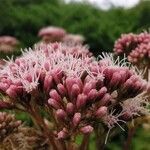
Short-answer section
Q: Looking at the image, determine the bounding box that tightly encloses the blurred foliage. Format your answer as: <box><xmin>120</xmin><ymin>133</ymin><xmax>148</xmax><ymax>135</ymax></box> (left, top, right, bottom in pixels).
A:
<box><xmin>0</xmin><ymin>0</ymin><xmax>150</xmax><ymax>56</ymax></box>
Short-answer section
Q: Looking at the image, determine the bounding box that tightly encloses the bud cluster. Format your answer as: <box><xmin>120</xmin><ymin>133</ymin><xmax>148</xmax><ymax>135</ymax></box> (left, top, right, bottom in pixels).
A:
<box><xmin>38</xmin><ymin>26</ymin><xmax>86</xmax><ymax>47</ymax></box>
<box><xmin>0</xmin><ymin>112</ymin><xmax>49</xmax><ymax>149</ymax></box>
<box><xmin>38</xmin><ymin>26</ymin><xmax>66</xmax><ymax>43</ymax></box>
<box><xmin>62</xmin><ymin>34</ymin><xmax>85</xmax><ymax>46</ymax></box>
<box><xmin>0</xmin><ymin>36</ymin><xmax>19</xmax><ymax>53</ymax></box>
<box><xmin>0</xmin><ymin>112</ymin><xmax>21</xmax><ymax>141</ymax></box>
<box><xmin>113</xmin><ymin>32</ymin><xmax>150</xmax><ymax>64</ymax></box>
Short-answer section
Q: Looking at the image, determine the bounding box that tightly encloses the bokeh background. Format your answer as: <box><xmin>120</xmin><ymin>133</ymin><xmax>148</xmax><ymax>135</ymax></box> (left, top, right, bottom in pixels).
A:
<box><xmin>0</xmin><ymin>0</ymin><xmax>150</xmax><ymax>149</ymax></box>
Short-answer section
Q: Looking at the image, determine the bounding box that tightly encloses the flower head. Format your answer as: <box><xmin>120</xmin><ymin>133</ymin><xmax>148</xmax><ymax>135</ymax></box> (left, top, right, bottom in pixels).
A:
<box><xmin>0</xmin><ymin>42</ymin><xmax>148</xmax><ymax>142</ymax></box>
<box><xmin>114</xmin><ymin>32</ymin><xmax>150</xmax><ymax>64</ymax></box>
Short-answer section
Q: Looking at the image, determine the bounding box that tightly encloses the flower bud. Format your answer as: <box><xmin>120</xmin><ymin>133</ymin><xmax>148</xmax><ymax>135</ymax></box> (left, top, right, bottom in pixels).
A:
<box><xmin>123</xmin><ymin>79</ymin><xmax>133</xmax><ymax>90</ymax></box>
<box><xmin>72</xmin><ymin>113</ymin><xmax>81</xmax><ymax>127</ymax></box>
<box><xmin>66</xmin><ymin>103</ymin><xmax>74</xmax><ymax>115</ymax></box>
<box><xmin>99</xmin><ymin>93</ymin><xmax>111</xmax><ymax>106</ymax></box>
<box><xmin>6</xmin><ymin>85</ymin><xmax>18</xmax><ymax>98</ymax></box>
<box><xmin>103</xmin><ymin>68</ymin><xmax>114</xmax><ymax>81</ymax></box>
<box><xmin>65</xmin><ymin>77</ymin><xmax>75</xmax><ymax>92</ymax></box>
<box><xmin>56</xmin><ymin>109</ymin><xmax>67</xmax><ymax>121</ymax></box>
<box><xmin>83</xmin><ymin>83</ymin><xmax>93</xmax><ymax>95</ymax></box>
<box><xmin>98</xmin><ymin>87</ymin><xmax>107</xmax><ymax>98</ymax></box>
<box><xmin>57</xmin><ymin>83</ymin><xmax>67</xmax><ymax>96</ymax></box>
<box><xmin>87</xmin><ymin>89</ymin><xmax>98</xmax><ymax>101</ymax></box>
<box><xmin>74</xmin><ymin>78</ymin><xmax>83</xmax><ymax>90</ymax></box>
<box><xmin>52</xmin><ymin>69</ymin><xmax>63</xmax><ymax>84</ymax></box>
<box><xmin>95</xmin><ymin>106</ymin><xmax>107</xmax><ymax>118</ymax></box>
<box><xmin>80</xmin><ymin>125</ymin><xmax>93</xmax><ymax>134</ymax></box>
<box><xmin>44</xmin><ymin>74</ymin><xmax>53</xmax><ymax>92</ymax></box>
<box><xmin>71</xmin><ymin>84</ymin><xmax>80</xmax><ymax>97</ymax></box>
<box><xmin>76</xmin><ymin>94</ymin><xmax>87</xmax><ymax>109</ymax></box>
<box><xmin>49</xmin><ymin>89</ymin><xmax>62</xmax><ymax>103</ymax></box>
<box><xmin>48</xmin><ymin>98</ymin><xmax>61</xmax><ymax>109</ymax></box>
<box><xmin>57</xmin><ymin>128</ymin><xmax>68</xmax><ymax>139</ymax></box>
<box><xmin>109</xmin><ymin>72</ymin><xmax>121</xmax><ymax>88</ymax></box>
<box><xmin>119</xmin><ymin>70</ymin><xmax>128</xmax><ymax>84</ymax></box>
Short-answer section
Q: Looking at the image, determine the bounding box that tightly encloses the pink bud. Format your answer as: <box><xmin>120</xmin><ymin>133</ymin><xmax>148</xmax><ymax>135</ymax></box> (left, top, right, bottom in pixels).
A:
<box><xmin>123</xmin><ymin>79</ymin><xmax>132</xmax><ymax>90</ymax></box>
<box><xmin>6</xmin><ymin>85</ymin><xmax>18</xmax><ymax>98</ymax></box>
<box><xmin>80</xmin><ymin>125</ymin><xmax>93</xmax><ymax>134</ymax></box>
<box><xmin>57</xmin><ymin>83</ymin><xmax>67</xmax><ymax>96</ymax></box>
<box><xmin>98</xmin><ymin>87</ymin><xmax>107</xmax><ymax>98</ymax></box>
<box><xmin>74</xmin><ymin>78</ymin><xmax>83</xmax><ymax>90</ymax></box>
<box><xmin>66</xmin><ymin>77</ymin><xmax>75</xmax><ymax>92</ymax></box>
<box><xmin>48</xmin><ymin>98</ymin><xmax>61</xmax><ymax>109</ymax></box>
<box><xmin>52</xmin><ymin>69</ymin><xmax>63</xmax><ymax>84</ymax></box>
<box><xmin>73</xmin><ymin>113</ymin><xmax>81</xmax><ymax>127</ymax></box>
<box><xmin>0</xmin><ymin>83</ymin><xmax>9</xmax><ymax>91</ymax></box>
<box><xmin>119</xmin><ymin>70</ymin><xmax>128</xmax><ymax>84</ymax></box>
<box><xmin>44</xmin><ymin>74</ymin><xmax>53</xmax><ymax>92</ymax></box>
<box><xmin>83</xmin><ymin>83</ymin><xmax>93</xmax><ymax>94</ymax></box>
<box><xmin>76</xmin><ymin>94</ymin><xmax>87</xmax><ymax>109</ymax></box>
<box><xmin>109</xmin><ymin>72</ymin><xmax>121</xmax><ymax>88</ymax></box>
<box><xmin>71</xmin><ymin>84</ymin><xmax>80</xmax><ymax>97</ymax></box>
<box><xmin>57</xmin><ymin>128</ymin><xmax>68</xmax><ymax>139</ymax></box>
<box><xmin>56</xmin><ymin>109</ymin><xmax>67</xmax><ymax>121</ymax></box>
<box><xmin>99</xmin><ymin>93</ymin><xmax>111</xmax><ymax>106</ymax></box>
<box><xmin>49</xmin><ymin>89</ymin><xmax>62</xmax><ymax>103</ymax></box>
<box><xmin>66</xmin><ymin>103</ymin><xmax>74</xmax><ymax>114</ymax></box>
<box><xmin>87</xmin><ymin>89</ymin><xmax>98</xmax><ymax>101</ymax></box>
<box><xmin>103</xmin><ymin>68</ymin><xmax>114</xmax><ymax>81</ymax></box>
<box><xmin>95</xmin><ymin>106</ymin><xmax>107</xmax><ymax>118</ymax></box>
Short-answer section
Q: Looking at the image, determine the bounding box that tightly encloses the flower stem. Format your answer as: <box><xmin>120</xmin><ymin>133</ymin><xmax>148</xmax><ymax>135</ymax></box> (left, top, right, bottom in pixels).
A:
<box><xmin>79</xmin><ymin>134</ymin><xmax>90</xmax><ymax>150</ymax></box>
<box><xmin>28</xmin><ymin>105</ymin><xmax>58</xmax><ymax>150</ymax></box>
<box><xmin>123</xmin><ymin>126</ymin><xmax>136</xmax><ymax>150</ymax></box>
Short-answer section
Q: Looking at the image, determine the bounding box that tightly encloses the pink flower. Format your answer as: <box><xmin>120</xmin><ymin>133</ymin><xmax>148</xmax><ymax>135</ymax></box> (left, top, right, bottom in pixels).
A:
<box><xmin>38</xmin><ymin>26</ymin><xmax>66</xmax><ymax>43</ymax></box>
<box><xmin>62</xmin><ymin>34</ymin><xmax>85</xmax><ymax>46</ymax></box>
<box><xmin>0</xmin><ymin>36</ymin><xmax>19</xmax><ymax>53</ymax></box>
<box><xmin>113</xmin><ymin>32</ymin><xmax>150</xmax><ymax>64</ymax></box>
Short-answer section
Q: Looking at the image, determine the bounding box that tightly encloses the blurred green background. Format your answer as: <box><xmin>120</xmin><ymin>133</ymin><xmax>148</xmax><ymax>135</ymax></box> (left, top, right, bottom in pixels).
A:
<box><xmin>0</xmin><ymin>0</ymin><xmax>150</xmax><ymax>56</ymax></box>
<box><xmin>0</xmin><ymin>0</ymin><xmax>150</xmax><ymax>149</ymax></box>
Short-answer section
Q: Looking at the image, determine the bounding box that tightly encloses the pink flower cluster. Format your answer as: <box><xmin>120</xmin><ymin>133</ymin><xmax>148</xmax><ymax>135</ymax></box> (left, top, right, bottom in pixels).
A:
<box><xmin>38</xmin><ymin>26</ymin><xmax>66</xmax><ymax>43</ymax></box>
<box><xmin>0</xmin><ymin>36</ymin><xmax>19</xmax><ymax>53</ymax></box>
<box><xmin>62</xmin><ymin>34</ymin><xmax>85</xmax><ymax>46</ymax></box>
<box><xmin>38</xmin><ymin>26</ymin><xmax>86</xmax><ymax>47</ymax></box>
<box><xmin>0</xmin><ymin>43</ymin><xmax>148</xmax><ymax>143</ymax></box>
<box><xmin>114</xmin><ymin>32</ymin><xmax>150</xmax><ymax>63</ymax></box>
<box><xmin>35</xmin><ymin>42</ymin><xmax>93</xmax><ymax>57</ymax></box>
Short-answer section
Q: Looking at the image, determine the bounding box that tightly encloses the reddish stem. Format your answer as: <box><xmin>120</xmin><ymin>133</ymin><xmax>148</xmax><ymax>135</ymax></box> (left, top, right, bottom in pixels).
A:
<box><xmin>79</xmin><ymin>134</ymin><xmax>90</xmax><ymax>150</ymax></box>
<box><xmin>28</xmin><ymin>105</ymin><xmax>58</xmax><ymax>150</ymax></box>
<box><xmin>123</xmin><ymin>127</ymin><xmax>136</xmax><ymax>150</ymax></box>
